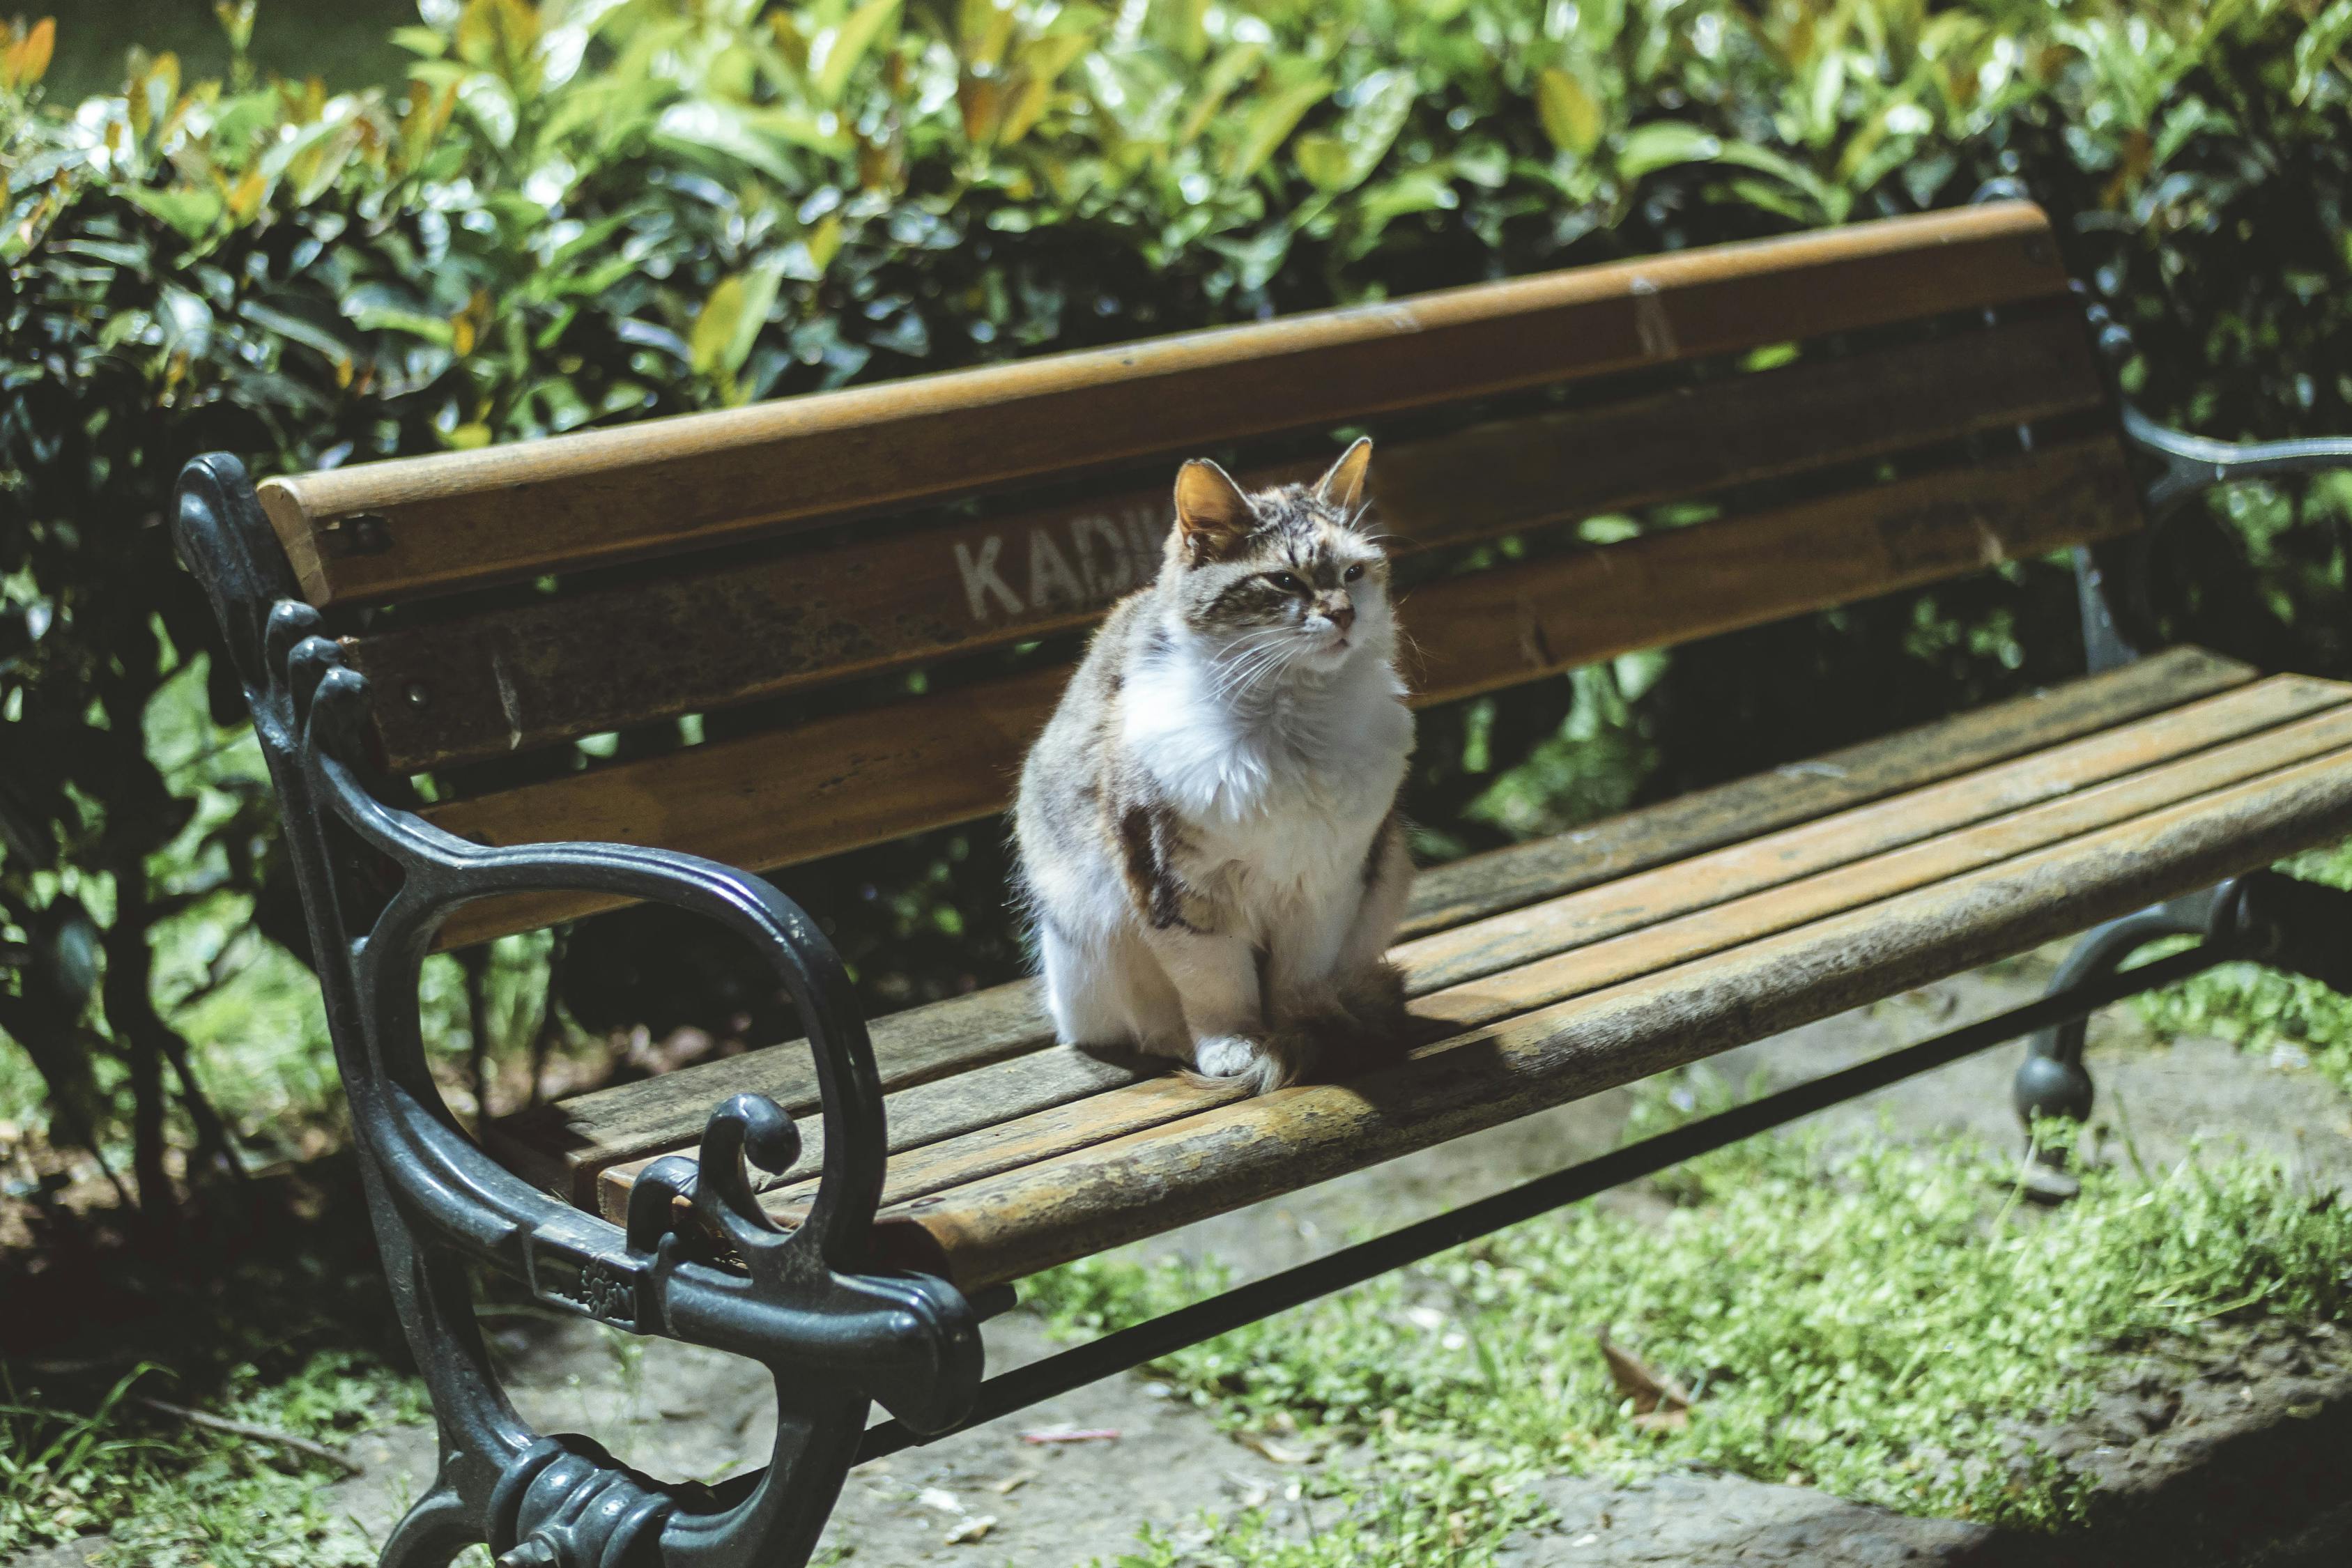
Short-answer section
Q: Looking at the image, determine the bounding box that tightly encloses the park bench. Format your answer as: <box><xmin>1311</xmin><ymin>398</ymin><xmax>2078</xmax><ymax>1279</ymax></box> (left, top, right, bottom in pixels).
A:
<box><xmin>176</xmin><ymin>197</ymin><xmax>2352</xmax><ymax>1568</ymax></box>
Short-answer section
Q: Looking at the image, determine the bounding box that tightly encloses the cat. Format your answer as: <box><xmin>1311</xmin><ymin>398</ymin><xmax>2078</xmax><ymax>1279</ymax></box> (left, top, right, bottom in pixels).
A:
<box><xmin>1012</xmin><ymin>438</ymin><xmax>1415</xmax><ymax>1095</ymax></box>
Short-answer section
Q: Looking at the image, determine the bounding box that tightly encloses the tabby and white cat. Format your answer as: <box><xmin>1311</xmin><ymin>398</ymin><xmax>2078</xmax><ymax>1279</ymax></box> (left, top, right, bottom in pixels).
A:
<box><xmin>1013</xmin><ymin>439</ymin><xmax>1415</xmax><ymax>1095</ymax></box>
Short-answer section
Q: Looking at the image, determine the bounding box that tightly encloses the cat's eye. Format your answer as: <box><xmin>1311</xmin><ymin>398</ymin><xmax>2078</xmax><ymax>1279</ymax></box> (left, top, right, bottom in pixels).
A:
<box><xmin>1343</xmin><ymin>564</ymin><xmax>1365</xmax><ymax>583</ymax></box>
<box><xmin>1266</xmin><ymin>571</ymin><xmax>1307</xmax><ymax>594</ymax></box>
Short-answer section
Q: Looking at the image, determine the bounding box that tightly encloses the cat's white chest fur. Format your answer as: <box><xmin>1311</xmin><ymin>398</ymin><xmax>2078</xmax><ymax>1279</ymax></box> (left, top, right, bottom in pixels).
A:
<box><xmin>1122</xmin><ymin>627</ymin><xmax>1411</xmax><ymax>908</ymax></box>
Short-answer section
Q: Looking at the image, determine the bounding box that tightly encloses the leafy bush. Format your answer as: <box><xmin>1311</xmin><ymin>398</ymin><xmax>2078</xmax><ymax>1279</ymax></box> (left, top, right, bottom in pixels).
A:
<box><xmin>3</xmin><ymin>0</ymin><xmax>2351</xmax><ymax>1209</ymax></box>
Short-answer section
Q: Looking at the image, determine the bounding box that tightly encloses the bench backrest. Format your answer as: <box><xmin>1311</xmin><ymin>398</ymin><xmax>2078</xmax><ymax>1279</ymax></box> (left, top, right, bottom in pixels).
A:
<box><xmin>259</xmin><ymin>201</ymin><xmax>2137</xmax><ymax>950</ymax></box>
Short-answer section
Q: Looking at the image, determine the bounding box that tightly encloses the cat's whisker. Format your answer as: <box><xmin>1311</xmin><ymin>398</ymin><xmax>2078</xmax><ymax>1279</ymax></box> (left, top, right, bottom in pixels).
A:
<box><xmin>1208</xmin><ymin>640</ymin><xmax>1305</xmax><ymax>701</ymax></box>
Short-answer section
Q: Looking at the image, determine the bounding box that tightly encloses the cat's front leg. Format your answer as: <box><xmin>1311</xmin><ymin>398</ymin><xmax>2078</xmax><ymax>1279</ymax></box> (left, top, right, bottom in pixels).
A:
<box><xmin>1336</xmin><ymin>822</ymin><xmax>1401</xmax><ymax>1006</ymax></box>
<box><xmin>1040</xmin><ymin>919</ymin><xmax>1189</xmax><ymax>1057</ymax></box>
<box><xmin>1138</xmin><ymin>923</ymin><xmax>1289</xmax><ymax>1089</ymax></box>
<box><xmin>1324</xmin><ymin>816</ymin><xmax>1415</xmax><ymax>1038</ymax></box>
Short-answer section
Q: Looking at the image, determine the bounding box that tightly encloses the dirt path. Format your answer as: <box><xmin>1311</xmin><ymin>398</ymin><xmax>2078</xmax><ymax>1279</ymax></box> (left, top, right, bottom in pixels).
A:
<box><xmin>16</xmin><ymin>947</ymin><xmax>2351</xmax><ymax>1567</ymax></box>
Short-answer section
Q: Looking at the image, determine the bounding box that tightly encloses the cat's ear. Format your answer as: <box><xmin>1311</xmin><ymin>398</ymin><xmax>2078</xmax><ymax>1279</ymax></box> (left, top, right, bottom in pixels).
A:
<box><xmin>1312</xmin><ymin>436</ymin><xmax>1374</xmax><ymax>518</ymax></box>
<box><xmin>1174</xmin><ymin>459</ymin><xmax>1256</xmax><ymax>562</ymax></box>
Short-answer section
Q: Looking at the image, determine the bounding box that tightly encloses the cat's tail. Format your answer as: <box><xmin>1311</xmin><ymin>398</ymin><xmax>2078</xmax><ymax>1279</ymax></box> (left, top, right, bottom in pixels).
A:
<box><xmin>1182</xmin><ymin>1029</ymin><xmax>1317</xmax><ymax>1097</ymax></box>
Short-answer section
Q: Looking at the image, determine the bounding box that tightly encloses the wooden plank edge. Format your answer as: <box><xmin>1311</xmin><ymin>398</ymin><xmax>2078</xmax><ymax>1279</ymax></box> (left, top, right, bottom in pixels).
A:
<box><xmin>1400</xmin><ymin>645</ymin><xmax>2257</xmax><ymax>937</ymax></box>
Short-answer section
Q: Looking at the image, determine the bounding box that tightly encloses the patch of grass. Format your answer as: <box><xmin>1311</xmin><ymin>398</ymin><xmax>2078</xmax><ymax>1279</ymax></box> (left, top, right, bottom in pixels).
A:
<box><xmin>1109</xmin><ymin>1467</ymin><xmax>1531</xmax><ymax>1568</ymax></box>
<box><xmin>1031</xmin><ymin>1109</ymin><xmax>2352</xmax><ymax>1565</ymax></box>
<box><xmin>0</xmin><ymin>1367</ymin><xmax>171</xmax><ymax>1548</ymax></box>
<box><xmin>0</xmin><ymin>1348</ymin><xmax>424</xmax><ymax>1565</ymax></box>
<box><xmin>2137</xmin><ymin>840</ymin><xmax>2352</xmax><ymax>1097</ymax></box>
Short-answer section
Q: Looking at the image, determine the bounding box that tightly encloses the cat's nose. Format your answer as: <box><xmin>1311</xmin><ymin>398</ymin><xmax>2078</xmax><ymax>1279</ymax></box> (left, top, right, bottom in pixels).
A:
<box><xmin>1319</xmin><ymin>597</ymin><xmax>1356</xmax><ymax>633</ymax></box>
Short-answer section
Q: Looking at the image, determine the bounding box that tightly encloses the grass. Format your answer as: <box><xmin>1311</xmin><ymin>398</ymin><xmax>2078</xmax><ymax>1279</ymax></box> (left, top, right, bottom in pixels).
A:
<box><xmin>1026</xmin><ymin>1099</ymin><xmax>2352</xmax><ymax>1566</ymax></box>
<box><xmin>1</xmin><ymin>1350</ymin><xmax>424</xmax><ymax>1566</ymax></box>
<box><xmin>2137</xmin><ymin>840</ymin><xmax>2352</xmax><ymax>1098</ymax></box>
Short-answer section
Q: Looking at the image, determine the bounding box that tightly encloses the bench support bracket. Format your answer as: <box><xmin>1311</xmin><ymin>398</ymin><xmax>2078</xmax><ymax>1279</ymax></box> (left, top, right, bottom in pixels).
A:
<box><xmin>2017</xmin><ymin>870</ymin><xmax>2352</xmax><ymax>1138</ymax></box>
<box><xmin>175</xmin><ymin>454</ymin><xmax>982</xmax><ymax>1568</ymax></box>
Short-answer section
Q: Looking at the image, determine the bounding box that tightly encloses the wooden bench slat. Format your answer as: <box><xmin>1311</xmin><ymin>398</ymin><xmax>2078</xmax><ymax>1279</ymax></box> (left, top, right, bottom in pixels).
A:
<box><xmin>353</xmin><ymin>312</ymin><xmax>2103</xmax><ymax>770</ymax></box>
<box><xmin>261</xmin><ymin>203</ymin><xmax>2068</xmax><ymax>608</ymax></box>
<box><xmin>1399</xmin><ymin>645</ymin><xmax>2255</xmax><ymax>935</ymax></box>
<box><xmin>428</xmin><ymin>435</ymin><xmax>2142</xmax><ymax>949</ymax></box>
<box><xmin>1396</xmin><ymin>677</ymin><xmax>2351</xmax><ymax>994</ymax></box>
<box><xmin>718</xmin><ymin>691</ymin><xmax>2352</xmax><ymax>1229</ymax></box>
<box><xmin>486</xmin><ymin>645</ymin><xmax>2253</xmax><ymax>1204</ymax></box>
<box><xmin>858</xmin><ymin>733</ymin><xmax>2352</xmax><ymax>1288</ymax></box>
<box><xmin>586</xmin><ymin>672</ymin><xmax>2343</xmax><ymax>1217</ymax></box>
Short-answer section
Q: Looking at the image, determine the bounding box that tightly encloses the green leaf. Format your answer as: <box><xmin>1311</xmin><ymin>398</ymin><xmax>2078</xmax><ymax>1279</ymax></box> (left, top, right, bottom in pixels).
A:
<box><xmin>1615</xmin><ymin>120</ymin><xmax>1721</xmax><ymax>180</ymax></box>
<box><xmin>1223</xmin><ymin>72</ymin><xmax>1332</xmax><ymax>180</ymax></box>
<box><xmin>123</xmin><ymin>185</ymin><xmax>224</xmax><ymax>240</ymax></box>
<box><xmin>1293</xmin><ymin>68</ymin><xmax>1415</xmax><ymax>194</ymax></box>
<box><xmin>1705</xmin><ymin>139</ymin><xmax>1840</xmax><ymax>222</ymax></box>
<box><xmin>653</xmin><ymin>100</ymin><xmax>825</xmax><ymax>183</ymax></box>
<box><xmin>391</xmin><ymin>24</ymin><xmax>448</xmax><ymax>59</ymax></box>
<box><xmin>1177</xmin><ymin>42</ymin><xmax>1264</xmax><ymax>147</ymax></box>
<box><xmin>1342</xmin><ymin>166</ymin><xmax>1458</xmax><ymax>259</ymax></box>
<box><xmin>1536</xmin><ymin>66</ymin><xmax>1604</xmax><ymax>156</ymax></box>
<box><xmin>2293</xmin><ymin>0</ymin><xmax>2352</xmax><ymax>105</ymax></box>
<box><xmin>815</xmin><ymin>0</ymin><xmax>900</xmax><ymax>106</ymax></box>
<box><xmin>1611</xmin><ymin>121</ymin><xmax>1837</xmax><ymax>219</ymax></box>
<box><xmin>690</xmin><ymin>258</ymin><xmax>785</xmax><ymax>381</ymax></box>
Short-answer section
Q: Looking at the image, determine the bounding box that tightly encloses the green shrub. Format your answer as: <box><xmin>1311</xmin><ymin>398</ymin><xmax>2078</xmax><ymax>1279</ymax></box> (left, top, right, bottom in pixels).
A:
<box><xmin>3</xmin><ymin>0</ymin><xmax>2350</xmax><ymax>1201</ymax></box>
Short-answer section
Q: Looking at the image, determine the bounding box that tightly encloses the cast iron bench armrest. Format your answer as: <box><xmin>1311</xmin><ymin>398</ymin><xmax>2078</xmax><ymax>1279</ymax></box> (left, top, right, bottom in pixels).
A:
<box><xmin>174</xmin><ymin>454</ymin><xmax>981</xmax><ymax>1568</ymax></box>
<box><xmin>2075</xmin><ymin>295</ymin><xmax>2352</xmax><ymax>670</ymax></box>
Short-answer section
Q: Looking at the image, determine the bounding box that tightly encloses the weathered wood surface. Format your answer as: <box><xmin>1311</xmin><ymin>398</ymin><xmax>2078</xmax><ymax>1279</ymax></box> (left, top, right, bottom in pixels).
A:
<box><xmin>262</xmin><ymin>203</ymin><xmax>2068</xmax><ymax>607</ymax></box>
<box><xmin>727</xmin><ymin>693</ymin><xmax>2352</xmax><ymax>1229</ymax></box>
<box><xmin>1396</xmin><ymin>677</ymin><xmax>2351</xmax><ymax>992</ymax></box>
<box><xmin>1401</xmin><ymin>435</ymin><xmax>2139</xmax><ymax>705</ymax></box>
<box><xmin>488</xmin><ymin>954</ymin><xmax>1055</xmax><ymax>1203</ymax></box>
<box><xmin>864</xmin><ymin>734</ymin><xmax>2352</xmax><ymax>1288</ymax></box>
<box><xmin>1401</xmin><ymin>645</ymin><xmax>2254</xmax><ymax>935</ymax></box>
<box><xmin>489</xmin><ymin>646</ymin><xmax>2255</xmax><ymax>1204</ymax></box>
<box><xmin>353</xmin><ymin>313</ymin><xmax>2103</xmax><ymax>770</ymax></box>
<box><xmin>427</xmin><ymin>436</ymin><xmax>2141</xmax><ymax>948</ymax></box>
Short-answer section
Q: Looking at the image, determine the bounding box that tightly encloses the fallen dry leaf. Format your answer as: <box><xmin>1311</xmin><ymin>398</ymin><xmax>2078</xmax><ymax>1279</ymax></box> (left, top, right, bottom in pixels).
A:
<box><xmin>1595</xmin><ymin>1325</ymin><xmax>1693</xmax><ymax>1428</ymax></box>
<box><xmin>1236</xmin><ymin>1431</ymin><xmax>1321</xmax><ymax>1466</ymax></box>
<box><xmin>1018</xmin><ymin>1425</ymin><xmax>1120</xmax><ymax>1444</ymax></box>
<box><xmin>944</xmin><ymin>1514</ymin><xmax>997</xmax><ymax>1545</ymax></box>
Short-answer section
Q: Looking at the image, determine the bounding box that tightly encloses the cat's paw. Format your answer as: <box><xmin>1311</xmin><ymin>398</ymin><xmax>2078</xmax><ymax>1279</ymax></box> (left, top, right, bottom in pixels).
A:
<box><xmin>1190</xmin><ymin>1032</ymin><xmax>1314</xmax><ymax>1095</ymax></box>
<box><xmin>1192</xmin><ymin>1034</ymin><xmax>1262</xmax><ymax>1079</ymax></box>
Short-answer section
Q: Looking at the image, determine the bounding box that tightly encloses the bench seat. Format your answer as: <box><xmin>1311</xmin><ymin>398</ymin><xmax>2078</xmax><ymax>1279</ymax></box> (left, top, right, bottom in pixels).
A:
<box><xmin>494</xmin><ymin>646</ymin><xmax>2352</xmax><ymax>1290</ymax></box>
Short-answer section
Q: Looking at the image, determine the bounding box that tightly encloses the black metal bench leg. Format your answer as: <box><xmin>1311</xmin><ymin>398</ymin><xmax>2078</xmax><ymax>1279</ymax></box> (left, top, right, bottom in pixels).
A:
<box><xmin>380</xmin><ymin>1479</ymin><xmax>477</xmax><ymax>1568</ymax></box>
<box><xmin>2013</xmin><ymin>887</ymin><xmax>2228</xmax><ymax>1132</ymax></box>
<box><xmin>2016</xmin><ymin>872</ymin><xmax>2352</xmax><ymax>1146</ymax></box>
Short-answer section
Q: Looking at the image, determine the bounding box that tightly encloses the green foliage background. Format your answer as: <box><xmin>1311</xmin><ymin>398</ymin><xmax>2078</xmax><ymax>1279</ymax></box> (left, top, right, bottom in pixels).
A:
<box><xmin>3</xmin><ymin>0</ymin><xmax>2351</xmax><ymax>1210</ymax></box>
